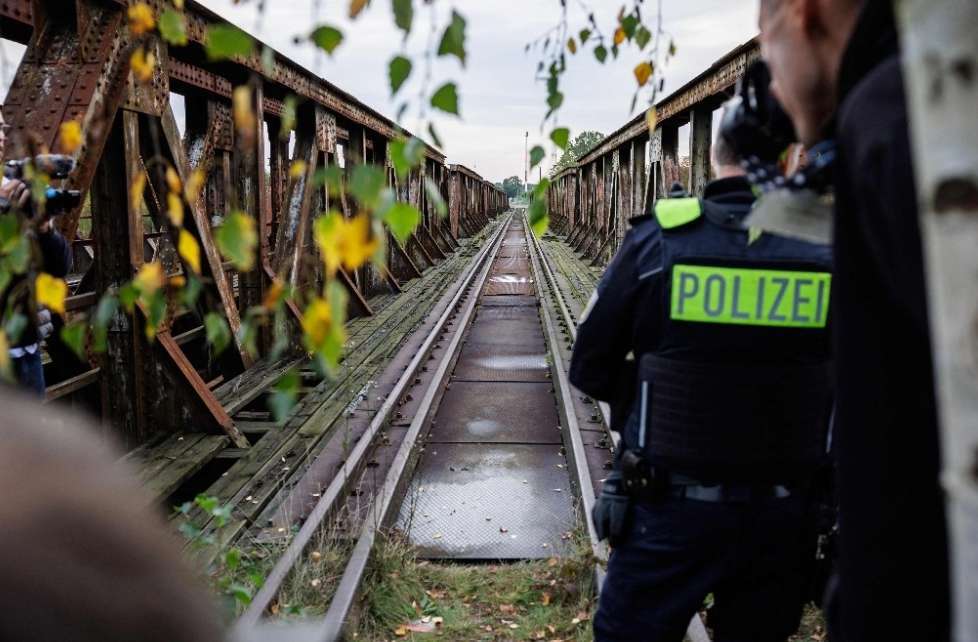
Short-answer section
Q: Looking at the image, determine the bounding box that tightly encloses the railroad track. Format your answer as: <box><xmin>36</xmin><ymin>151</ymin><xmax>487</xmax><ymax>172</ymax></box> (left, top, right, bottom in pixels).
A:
<box><xmin>230</xmin><ymin>212</ymin><xmax>709</xmax><ymax>642</ymax></box>
<box><xmin>226</xmin><ymin>212</ymin><xmax>604</xmax><ymax>640</ymax></box>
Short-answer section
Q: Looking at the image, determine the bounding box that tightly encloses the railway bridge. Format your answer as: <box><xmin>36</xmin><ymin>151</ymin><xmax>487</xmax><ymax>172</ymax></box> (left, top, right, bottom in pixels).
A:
<box><xmin>0</xmin><ymin>2</ymin><xmax>769</xmax><ymax>639</ymax></box>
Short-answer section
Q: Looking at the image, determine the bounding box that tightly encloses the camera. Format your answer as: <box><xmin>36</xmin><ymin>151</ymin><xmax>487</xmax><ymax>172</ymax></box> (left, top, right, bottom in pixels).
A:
<box><xmin>719</xmin><ymin>60</ymin><xmax>836</xmax><ymax>244</ymax></box>
<box><xmin>0</xmin><ymin>154</ymin><xmax>82</xmax><ymax>218</ymax></box>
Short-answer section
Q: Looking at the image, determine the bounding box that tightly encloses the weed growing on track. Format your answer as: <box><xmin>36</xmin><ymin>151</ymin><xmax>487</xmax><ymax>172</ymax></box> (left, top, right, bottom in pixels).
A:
<box><xmin>345</xmin><ymin>530</ymin><xmax>596</xmax><ymax>641</ymax></box>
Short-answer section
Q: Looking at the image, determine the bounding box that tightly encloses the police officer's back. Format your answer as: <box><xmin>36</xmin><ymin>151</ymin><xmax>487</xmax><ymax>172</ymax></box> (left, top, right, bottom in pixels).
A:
<box><xmin>570</xmin><ymin>135</ymin><xmax>833</xmax><ymax>642</ymax></box>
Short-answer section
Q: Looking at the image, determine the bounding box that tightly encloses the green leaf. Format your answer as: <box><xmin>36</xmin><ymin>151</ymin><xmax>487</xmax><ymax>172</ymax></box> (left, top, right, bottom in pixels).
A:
<box><xmin>428</xmin><ymin>123</ymin><xmax>443</xmax><ymax>149</ymax></box>
<box><xmin>269</xmin><ymin>368</ymin><xmax>300</xmax><ymax>423</ymax></box>
<box><xmin>635</xmin><ymin>26</ymin><xmax>652</xmax><ymax>50</ymax></box>
<box><xmin>430</xmin><ymin>82</ymin><xmax>459</xmax><ymax>115</ymax></box>
<box><xmin>546</xmin><ymin>90</ymin><xmax>564</xmax><ymax>116</ymax></box>
<box><xmin>621</xmin><ymin>15</ymin><xmax>639</xmax><ymax>39</ymax></box>
<box><xmin>224</xmin><ymin>548</ymin><xmax>242</xmax><ymax>571</ymax></box>
<box><xmin>145</xmin><ymin>290</ymin><xmax>166</xmax><ymax>340</ymax></box>
<box><xmin>58</xmin><ymin>324</ymin><xmax>86</xmax><ymax>358</ymax></box>
<box><xmin>579</xmin><ymin>29</ymin><xmax>591</xmax><ymax>43</ymax></box>
<box><xmin>261</xmin><ymin>46</ymin><xmax>276</xmax><ymax>74</ymax></box>
<box><xmin>388</xmin><ymin>55</ymin><xmax>412</xmax><ymax>96</ymax></box>
<box><xmin>281</xmin><ymin>95</ymin><xmax>298</xmax><ymax>137</ymax></box>
<box><xmin>227</xmin><ymin>583</ymin><xmax>252</xmax><ymax>606</ymax></box>
<box><xmin>180</xmin><ymin>275</ymin><xmax>202</xmax><ymax>309</ymax></box>
<box><xmin>390</xmin><ymin>137</ymin><xmax>425</xmax><ymax>181</ymax></box>
<box><xmin>550</xmin><ymin>127</ymin><xmax>570</xmax><ymax>151</ymax></box>
<box><xmin>0</xmin><ymin>213</ymin><xmax>20</xmax><ymax>249</ymax></box>
<box><xmin>529</xmin><ymin>145</ymin><xmax>545</xmax><ymax>170</ymax></box>
<box><xmin>528</xmin><ymin>189</ymin><xmax>550</xmax><ymax>237</ymax></box>
<box><xmin>92</xmin><ymin>294</ymin><xmax>119</xmax><ymax>353</ymax></box>
<box><xmin>383</xmin><ymin>202</ymin><xmax>420</xmax><ymax>245</ymax></box>
<box><xmin>119</xmin><ymin>282</ymin><xmax>139</xmax><ymax>313</ymax></box>
<box><xmin>321</xmin><ymin>166</ymin><xmax>345</xmax><ymax>197</ymax></box>
<box><xmin>437</xmin><ymin>10</ymin><xmax>466</xmax><ymax>67</ymax></box>
<box><xmin>392</xmin><ymin>0</ymin><xmax>413</xmax><ymax>36</ymax></box>
<box><xmin>205</xmin><ymin>312</ymin><xmax>231</xmax><ymax>356</ymax></box>
<box><xmin>159</xmin><ymin>9</ymin><xmax>188</xmax><ymax>46</ymax></box>
<box><xmin>424</xmin><ymin>177</ymin><xmax>447</xmax><ymax>218</ymax></box>
<box><xmin>350</xmin><ymin>164</ymin><xmax>386</xmax><ymax>208</ymax></box>
<box><xmin>311</xmin><ymin>25</ymin><xmax>343</xmax><ymax>55</ymax></box>
<box><xmin>205</xmin><ymin>25</ymin><xmax>254</xmax><ymax>61</ymax></box>
<box><xmin>4</xmin><ymin>312</ymin><xmax>26</xmax><ymax>345</ymax></box>
<box><xmin>215</xmin><ymin>210</ymin><xmax>258</xmax><ymax>271</ymax></box>
<box><xmin>594</xmin><ymin>45</ymin><xmax>607</xmax><ymax>63</ymax></box>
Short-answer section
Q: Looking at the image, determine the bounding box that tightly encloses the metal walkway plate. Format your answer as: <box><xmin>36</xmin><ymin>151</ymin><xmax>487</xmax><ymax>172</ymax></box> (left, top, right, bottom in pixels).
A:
<box><xmin>397</xmin><ymin>444</ymin><xmax>576</xmax><ymax>559</ymax></box>
<box><xmin>479</xmin><ymin>295</ymin><xmax>537</xmax><ymax>307</ymax></box>
<box><xmin>465</xmin><ymin>316</ymin><xmax>546</xmax><ymax>348</ymax></box>
<box><xmin>483</xmin><ymin>274</ymin><xmax>535</xmax><ymax>296</ymax></box>
<box><xmin>426</xmin><ymin>381</ymin><xmax>561</xmax><ymax>443</ymax></box>
<box><xmin>452</xmin><ymin>341</ymin><xmax>551</xmax><ymax>382</ymax></box>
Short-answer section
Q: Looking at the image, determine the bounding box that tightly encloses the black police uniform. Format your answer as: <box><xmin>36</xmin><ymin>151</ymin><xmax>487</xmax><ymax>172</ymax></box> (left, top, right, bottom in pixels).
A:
<box><xmin>569</xmin><ymin>176</ymin><xmax>833</xmax><ymax>642</ymax></box>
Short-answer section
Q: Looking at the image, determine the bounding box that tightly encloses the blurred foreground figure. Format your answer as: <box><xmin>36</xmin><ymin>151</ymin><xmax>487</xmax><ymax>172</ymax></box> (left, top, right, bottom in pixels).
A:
<box><xmin>759</xmin><ymin>1</ymin><xmax>950</xmax><ymax>639</ymax></box>
<box><xmin>0</xmin><ymin>391</ymin><xmax>223</xmax><ymax>642</ymax></box>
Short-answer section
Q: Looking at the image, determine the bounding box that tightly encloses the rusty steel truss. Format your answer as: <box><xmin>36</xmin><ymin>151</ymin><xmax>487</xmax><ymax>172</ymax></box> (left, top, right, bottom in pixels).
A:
<box><xmin>547</xmin><ymin>38</ymin><xmax>759</xmax><ymax>266</ymax></box>
<box><xmin>0</xmin><ymin>0</ymin><xmax>506</xmax><ymax>448</ymax></box>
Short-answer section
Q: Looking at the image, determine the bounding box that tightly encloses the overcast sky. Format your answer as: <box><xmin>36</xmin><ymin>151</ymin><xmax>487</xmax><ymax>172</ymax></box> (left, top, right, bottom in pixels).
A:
<box><xmin>1</xmin><ymin>0</ymin><xmax>758</xmax><ymax>182</ymax></box>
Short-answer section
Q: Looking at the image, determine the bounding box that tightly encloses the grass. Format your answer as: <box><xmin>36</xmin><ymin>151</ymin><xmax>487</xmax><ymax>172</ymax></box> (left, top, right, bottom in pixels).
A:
<box><xmin>347</xmin><ymin>531</ymin><xmax>596</xmax><ymax>641</ymax></box>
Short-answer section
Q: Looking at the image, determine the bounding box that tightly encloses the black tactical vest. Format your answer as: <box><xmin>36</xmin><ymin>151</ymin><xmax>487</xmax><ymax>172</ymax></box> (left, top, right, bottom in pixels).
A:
<box><xmin>635</xmin><ymin>197</ymin><xmax>834</xmax><ymax>484</ymax></box>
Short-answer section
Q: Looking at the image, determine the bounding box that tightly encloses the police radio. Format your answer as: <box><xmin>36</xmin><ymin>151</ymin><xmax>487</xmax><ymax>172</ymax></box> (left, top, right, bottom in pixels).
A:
<box><xmin>0</xmin><ymin>154</ymin><xmax>82</xmax><ymax>218</ymax></box>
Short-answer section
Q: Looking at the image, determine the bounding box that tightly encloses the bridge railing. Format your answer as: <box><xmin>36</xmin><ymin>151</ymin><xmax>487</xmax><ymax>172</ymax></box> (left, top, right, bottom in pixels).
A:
<box><xmin>0</xmin><ymin>0</ymin><xmax>505</xmax><ymax>447</ymax></box>
<box><xmin>547</xmin><ymin>38</ymin><xmax>758</xmax><ymax>265</ymax></box>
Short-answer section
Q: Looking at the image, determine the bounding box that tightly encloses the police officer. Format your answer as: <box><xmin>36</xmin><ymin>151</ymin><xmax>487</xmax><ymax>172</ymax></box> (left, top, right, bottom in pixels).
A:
<box><xmin>569</xmin><ymin>129</ymin><xmax>833</xmax><ymax>642</ymax></box>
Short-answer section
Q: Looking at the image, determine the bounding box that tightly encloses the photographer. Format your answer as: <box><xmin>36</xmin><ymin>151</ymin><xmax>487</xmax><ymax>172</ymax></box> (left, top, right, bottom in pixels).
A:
<box><xmin>757</xmin><ymin>1</ymin><xmax>950</xmax><ymax>640</ymax></box>
<box><xmin>0</xmin><ymin>109</ymin><xmax>72</xmax><ymax>396</ymax></box>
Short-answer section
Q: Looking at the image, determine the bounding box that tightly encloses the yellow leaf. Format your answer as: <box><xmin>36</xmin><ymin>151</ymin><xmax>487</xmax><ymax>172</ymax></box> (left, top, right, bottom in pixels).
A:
<box><xmin>130</xmin><ymin>171</ymin><xmax>147</xmax><ymax>212</ymax></box>
<box><xmin>174</xmin><ymin>0</ymin><xmax>184</xmax><ymax>8</ymax></box>
<box><xmin>301</xmin><ymin>297</ymin><xmax>332</xmax><ymax>351</ymax></box>
<box><xmin>614</xmin><ymin>27</ymin><xmax>626</xmax><ymax>46</ymax></box>
<box><xmin>169</xmin><ymin>275</ymin><xmax>186</xmax><ymax>289</ymax></box>
<box><xmin>634</xmin><ymin>61</ymin><xmax>652</xmax><ymax>87</ymax></box>
<box><xmin>645</xmin><ymin>106</ymin><xmax>658</xmax><ymax>132</ymax></box>
<box><xmin>167</xmin><ymin>191</ymin><xmax>184</xmax><ymax>227</ymax></box>
<box><xmin>134</xmin><ymin>262</ymin><xmax>165</xmax><ymax>296</ymax></box>
<box><xmin>178</xmin><ymin>229</ymin><xmax>201</xmax><ymax>274</ymax></box>
<box><xmin>262</xmin><ymin>279</ymin><xmax>284</xmax><ymax>310</ymax></box>
<box><xmin>567</xmin><ymin>38</ymin><xmax>577</xmax><ymax>54</ymax></box>
<box><xmin>289</xmin><ymin>160</ymin><xmax>307</xmax><ymax>180</ymax></box>
<box><xmin>232</xmin><ymin>85</ymin><xmax>256</xmax><ymax>141</ymax></box>
<box><xmin>130</xmin><ymin>47</ymin><xmax>156</xmax><ymax>84</ymax></box>
<box><xmin>59</xmin><ymin>120</ymin><xmax>83</xmax><ymax>154</ymax></box>
<box><xmin>184</xmin><ymin>168</ymin><xmax>206</xmax><ymax>204</ymax></box>
<box><xmin>128</xmin><ymin>2</ymin><xmax>156</xmax><ymax>36</ymax></box>
<box><xmin>0</xmin><ymin>331</ymin><xmax>10</xmax><ymax>380</ymax></box>
<box><xmin>35</xmin><ymin>273</ymin><xmax>67</xmax><ymax>316</ymax></box>
<box><xmin>342</xmin><ymin>214</ymin><xmax>379</xmax><ymax>271</ymax></box>
<box><xmin>349</xmin><ymin>0</ymin><xmax>369</xmax><ymax>19</ymax></box>
<box><xmin>393</xmin><ymin>625</ymin><xmax>408</xmax><ymax>637</ymax></box>
<box><xmin>166</xmin><ymin>166</ymin><xmax>182</xmax><ymax>193</ymax></box>
<box><xmin>314</xmin><ymin>213</ymin><xmax>342</xmax><ymax>277</ymax></box>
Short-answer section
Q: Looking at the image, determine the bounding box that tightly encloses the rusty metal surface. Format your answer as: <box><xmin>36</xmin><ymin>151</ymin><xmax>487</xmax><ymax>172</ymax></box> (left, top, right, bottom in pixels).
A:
<box><xmin>426</xmin><ymin>381</ymin><xmax>560</xmax><ymax>444</ymax></box>
<box><xmin>397</xmin><ymin>444</ymin><xmax>576</xmax><ymax>559</ymax></box>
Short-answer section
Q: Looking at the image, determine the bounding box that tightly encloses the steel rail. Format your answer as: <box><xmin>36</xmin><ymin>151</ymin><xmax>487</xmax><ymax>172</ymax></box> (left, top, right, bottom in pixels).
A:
<box><xmin>526</xmin><ymin>223</ymin><xmax>712</xmax><ymax>642</ymax></box>
<box><xmin>522</xmin><ymin>214</ymin><xmax>609</xmax><ymax>583</ymax></box>
<box><xmin>314</xmin><ymin>214</ymin><xmax>513</xmax><ymax>641</ymax></box>
<box><xmin>233</xmin><ymin>216</ymin><xmax>511</xmax><ymax>632</ymax></box>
